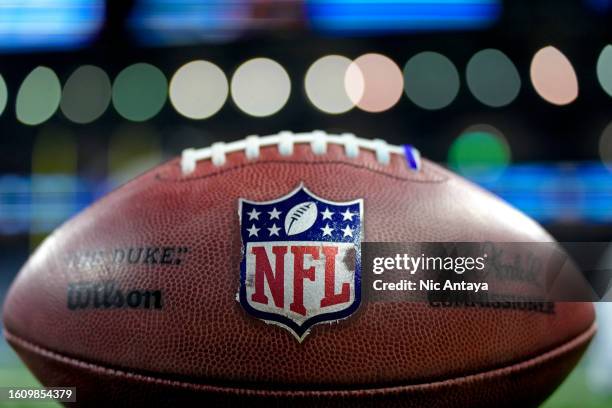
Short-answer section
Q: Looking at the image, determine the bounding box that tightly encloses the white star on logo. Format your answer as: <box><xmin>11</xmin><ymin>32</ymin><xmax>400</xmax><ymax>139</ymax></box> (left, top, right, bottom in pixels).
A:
<box><xmin>342</xmin><ymin>225</ymin><xmax>353</xmax><ymax>237</ymax></box>
<box><xmin>321</xmin><ymin>207</ymin><xmax>334</xmax><ymax>220</ymax></box>
<box><xmin>247</xmin><ymin>208</ymin><xmax>261</xmax><ymax>220</ymax></box>
<box><xmin>320</xmin><ymin>223</ymin><xmax>334</xmax><ymax>237</ymax></box>
<box><xmin>268</xmin><ymin>207</ymin><xmax>281</xmax><ymax>220</ymax></box>
<box><xmin>341</xmin><ymin>208</ymin><xmax>356</xmax><ymax>221</ymax></box>
<box><xmin>267</xmin><ymin>223</ymin><xmax>280</xmax><ymax>236</ymax></box>
<box><xmin>247</xmin><ymin>224</ymin><xmax>260</xmax><ymax>237</ymax></box>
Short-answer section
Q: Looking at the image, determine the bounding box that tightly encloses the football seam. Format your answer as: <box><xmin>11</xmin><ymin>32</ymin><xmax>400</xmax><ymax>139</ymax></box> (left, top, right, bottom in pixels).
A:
<box><xmin>155</xmin><ymin>159</ymin><xmax>449</xmax><ymax>184</ymax></box>
<box><xmin>3</xmin><ymin>322</ymin><xmax>596</xmax><ymax>396</ymax></box>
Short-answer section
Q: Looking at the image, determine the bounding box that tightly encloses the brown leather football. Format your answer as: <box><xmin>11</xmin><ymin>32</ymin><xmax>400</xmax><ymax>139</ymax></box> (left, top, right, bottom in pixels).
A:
<box><xmin>3</xmin><ymin>130</ymin><xmax>596</xmax><ymax>407</ymax></box>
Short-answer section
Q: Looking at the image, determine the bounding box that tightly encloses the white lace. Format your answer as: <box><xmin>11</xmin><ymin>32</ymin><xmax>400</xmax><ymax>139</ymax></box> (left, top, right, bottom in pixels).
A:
<box><xmin>181</xmin><ymin>130</ymin><xmax>421</xmax><ymax>175</ymax></box>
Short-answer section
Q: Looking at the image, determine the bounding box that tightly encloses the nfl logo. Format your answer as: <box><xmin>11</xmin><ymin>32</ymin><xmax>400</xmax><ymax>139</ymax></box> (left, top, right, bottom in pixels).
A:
<box><xmin>237</xmin><ymin>184</ymin><xmax>363</xmax><ymax>341</ymax></box>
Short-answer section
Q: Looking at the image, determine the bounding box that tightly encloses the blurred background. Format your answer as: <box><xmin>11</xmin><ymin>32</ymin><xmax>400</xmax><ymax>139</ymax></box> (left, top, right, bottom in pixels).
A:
<box><xmin>0</xmin><ymin>0</ymin><xmax>611</xmax><ymax>406</ymax></box>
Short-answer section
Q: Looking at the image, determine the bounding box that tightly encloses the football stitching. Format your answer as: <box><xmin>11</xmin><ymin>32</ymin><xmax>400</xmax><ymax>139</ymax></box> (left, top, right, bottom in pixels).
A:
<box><xmin>155</xmin><ymin>160</ymin><xmax>448</xmax><ymax>184</ymax></box>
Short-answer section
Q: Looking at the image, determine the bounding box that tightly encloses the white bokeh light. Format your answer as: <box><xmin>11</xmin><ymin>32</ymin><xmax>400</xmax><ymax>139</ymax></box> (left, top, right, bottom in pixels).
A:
<box><xmin>305</xmin><ymin>55</ymin><xmax>355</xmax><ymax>114</ymax></box>
<box><xmin>169</xmin><ymin>60</ymin><xmax>228</xmax><ymax>120</ymax></box>
<box><xmin>231</xmin><ymin>58</ymin><xmax>291</xmax><ymax>117</ymax></box>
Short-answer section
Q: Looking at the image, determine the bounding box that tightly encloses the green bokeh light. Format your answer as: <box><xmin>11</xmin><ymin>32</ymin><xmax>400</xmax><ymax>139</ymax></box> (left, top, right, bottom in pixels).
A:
<box><xmin>16</xmin><ymin>67</ymin><xmax>61</xmax><ymax>126</ymax></box>
<box><xmin>466</xmin><ymin>49</ymin><xmax>521</xmax><ymax>107</ymax></box>
<box><xmin>404</xmin><ymin>52</ymin><xmax>460</xmax><ymax>110</ymax></box>
<box><xmin>597</xmin><ymin>45</ymin><xmax>612</xmax><ymax>98</ymax></box>
<box><xmin>449</xmin><ymin>128</ymin><xmax>511</xmax><ymax>173</ymax></box>
<box><xmin>112</xmin><ymin>63</ymin><xmax>167</xmax><ymax>122</ymax></box>
<box><xmin>61</xmin><ymin>65</ymin><xmax>111</xmax><ymax>124</ymax></box>
<box><xmin>0</xmin><ymin>74</ymin><xmax>7</xmax><ymax>116</ymax></box>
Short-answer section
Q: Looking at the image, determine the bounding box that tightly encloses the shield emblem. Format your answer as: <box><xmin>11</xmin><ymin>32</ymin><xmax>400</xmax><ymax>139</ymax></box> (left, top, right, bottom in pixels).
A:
<box><xmin>238</xmin><ymin>184</ymin><xmax>363</xmax><ymax>341</ymax></box>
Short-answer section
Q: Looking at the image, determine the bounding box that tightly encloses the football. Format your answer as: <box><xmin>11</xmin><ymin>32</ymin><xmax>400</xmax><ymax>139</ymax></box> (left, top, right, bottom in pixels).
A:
<box><xmin>2</xmin><ymin>130</ymin><xmax>595</xmax><ymax>407</ymax></box>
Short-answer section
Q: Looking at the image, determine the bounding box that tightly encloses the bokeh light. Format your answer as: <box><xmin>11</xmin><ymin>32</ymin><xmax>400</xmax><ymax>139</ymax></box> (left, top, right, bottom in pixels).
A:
<box><xmin>0</xmin><ymin>73</ymin><xmax>7</xmax><ymax>116</ymax></box>
<box><xmin>530</xmin><ymin>46</ymin><xmax>578</xmax><ymax>105</ymax></box>
<box><xmin>108</xmin><ymin>124</ymin><xmax>162</xmax><ymax>186</ymax></box>
<box><xmin>586</xmin><ymin>0</ymin><xmax>612</xmax><ymax>13</ymax></box>
<box><xmin>305</xmin><ymin>55</ymin><xmax>355</xmax><ymax>114</ymax></box>
<box><xmin>230</xmin><ymin>58</ymin><xmax>291</xmax><ymax>117</ymax></box>
<box><xmin>169</xmin><ymin>60</ymin><xmax>228</xmax><ymax>119</ymax></box>
<box><xmin>112</xmin><ymin>63</ymin><xmax>168</xmax><ymax>121</ymax></box>
<box><xmin>16</xmin><ymin>67</ymin><xmax>62</xmax><ymax>126</ymax></box>
<box><xmin>32</xmin><ymin>127</ymin><xmax>77</xmax><ymax>174</ymax></box>
<box><xmin>306</xmin><ymin>0</ymin><xmax>502</xmax><ymax>34</ymax></box>
<box><xmin>61</xmin><ymin>65</ymin><xmax>111</xmax><ymax>124</ymax></box>
<box><xmin>466</xmin><ymin>49</ymin><xmax>521</xmax><ymax>107</ymax></box>
<box><xmin>600</xmin><ymin>120</ymin><xmax>612</xmax><ymax>170</ymax></box>
<box><xmin>130</xmin><ymin>0</ymin><xmax>250</xmax><ymax>46</ymax></box>
<box><xmin>30</xmin><ymin>126</ymin><xmax>78</xmax><ymax>246</ymax></box>
<box><xmin>345</xmin><ymin>53</ymin><xmax>403</xmax><ymax>113</ymax></box>
<box><xmin>449</xmin><ymin>124</ymin><xmax>511</xmax><ymax>177</ymax></box>
<box><xmin>344</xmin><ymin>63</ymin><xmax>365</xmax><ymax>110</ymax></box>
<box><xmin>0</xmin><ymin>0</ymin><xmax>104</xmax><ymax>52</ymax></box>
<box><xmin>596</xmin><ymin>45</ymin><xmax>612</xmax><ymax>98</ymax></box>
<box><xmin>404</xmin><ymin>52</ymin><xmax>459</xmax><ymax>110</ymax></box>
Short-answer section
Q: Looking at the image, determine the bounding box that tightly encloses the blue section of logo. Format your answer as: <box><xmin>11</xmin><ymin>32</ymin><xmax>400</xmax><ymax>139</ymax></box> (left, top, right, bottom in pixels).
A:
<box><xmin>240</xmin><ymin>189</ymin><xmax>362</xmax><ymax>244</ymax></box>
<box><xmin>238</xmin><ymin>184</ymin><xmax>362</xmax><ymax>340</ymax></box>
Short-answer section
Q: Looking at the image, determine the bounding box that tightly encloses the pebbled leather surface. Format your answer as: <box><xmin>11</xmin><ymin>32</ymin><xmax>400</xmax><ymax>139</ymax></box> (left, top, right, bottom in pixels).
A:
<box><xmin>4</xmin><ymin>323</ymin><xmax>596</xmax><ymax>408</ymax></box>
<box><xmin>3</xmin><ymin>143</ymin><xmax>596</xmax><ymax>406</ymax></box>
